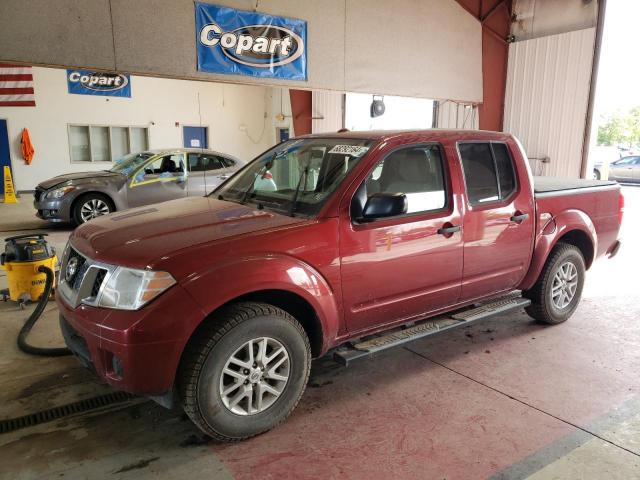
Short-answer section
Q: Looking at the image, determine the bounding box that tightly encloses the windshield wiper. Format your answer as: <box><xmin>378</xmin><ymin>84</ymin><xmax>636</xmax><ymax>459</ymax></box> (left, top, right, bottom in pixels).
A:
<box><xmin>289</xmin><ymin>162</ymin><xmax>310</xmax><ymax>217</ymax></box>
<box><xmin>240</xmin><ymin>156</ymin><xmax>274</xmax><ymax>204</ymax></box>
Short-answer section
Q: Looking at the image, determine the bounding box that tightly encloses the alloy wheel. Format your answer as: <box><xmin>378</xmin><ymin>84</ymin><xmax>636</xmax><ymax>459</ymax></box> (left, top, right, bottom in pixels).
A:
<box><xmin>80</xmin><ymin>199</ymin><xmax>110</xmax><ymax>222</ymax></box>
<box><xmin>551</xmin><ymin>261</ymin><xmax>578</xmax><ymax>309</ymax></box>
<box><xmin>219</xmin><ymin>337</ymin><xmax>290</xmax><ymax>416</ymax></box>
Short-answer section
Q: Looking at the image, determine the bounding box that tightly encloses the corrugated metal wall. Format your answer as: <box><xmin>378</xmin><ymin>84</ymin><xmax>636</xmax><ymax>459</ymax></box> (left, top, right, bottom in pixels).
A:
<box><xmin>436</xmin><ymin>101</ymin><xmax>480</xmax><ymax>129</ymax></box>
<box><xmin>503</xmin><ymin>27</ymin><xmax>596</xmax><ymax>177</ymax></box>
<box><xmin>312</xmin><ymin>91</ymin><xmax>344</xmax><ymax>134</ymax></box>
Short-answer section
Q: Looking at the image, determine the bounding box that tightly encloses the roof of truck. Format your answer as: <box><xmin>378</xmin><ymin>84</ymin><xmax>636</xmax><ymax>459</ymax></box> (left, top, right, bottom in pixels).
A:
<box><xmin>299</xmin><ymin>129</ymin><xmax>514</xmax><ymax>142</ymax></box>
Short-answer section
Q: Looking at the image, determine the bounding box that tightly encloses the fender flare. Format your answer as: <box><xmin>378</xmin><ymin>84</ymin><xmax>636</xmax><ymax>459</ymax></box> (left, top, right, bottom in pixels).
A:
<box><xmin>180</xmin><ymin>254</ymin><xmax>341</xmax><ymax>354</ymax></box>
<box><xmin>519</xmin><ymin>209</ymin><xmax>597</xmax><ymax>291</ymax></box>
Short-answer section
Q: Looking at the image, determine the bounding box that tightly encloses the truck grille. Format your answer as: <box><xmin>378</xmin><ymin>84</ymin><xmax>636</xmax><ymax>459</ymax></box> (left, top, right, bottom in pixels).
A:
<box><xmin>91</xmin><ymin>269</ymin><xmax>107</xmax><ymax>297</ymax></box>
<box><xmin>59</xmin><ymin>245</ymin><xmax>114</xmax><ymax>308</ymax></box>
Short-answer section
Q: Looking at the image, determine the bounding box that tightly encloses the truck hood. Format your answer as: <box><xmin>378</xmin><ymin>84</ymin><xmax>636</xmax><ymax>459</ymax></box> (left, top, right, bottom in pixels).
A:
<box><xmin>38</xmin><ymin>171</ymin><xmax>122</xmax><ymax>189</ymax></box>
<box><xmin>71</xmin><ymin>197</ymin><xmax>307</xmax><ymax>268</ymax></box>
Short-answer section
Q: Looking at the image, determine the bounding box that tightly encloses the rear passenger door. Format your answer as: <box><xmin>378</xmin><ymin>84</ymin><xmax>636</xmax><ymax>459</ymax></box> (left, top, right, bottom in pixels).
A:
<box><xmin>457</xmin><ymin>142</ymin><xmax>535</xmax><ymax>301</ymax></box>
<box><xmin>186</xmin><ymin>153</ymin><xmax>226</xmax><ymax>196</ymax></box>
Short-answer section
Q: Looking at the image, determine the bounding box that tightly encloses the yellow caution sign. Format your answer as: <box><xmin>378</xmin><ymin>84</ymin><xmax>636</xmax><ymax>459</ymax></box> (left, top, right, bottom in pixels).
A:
<box><xmin>3</xmin><ymin>166</ymin><xmax>18</xmax><ymax>203</ymax></box>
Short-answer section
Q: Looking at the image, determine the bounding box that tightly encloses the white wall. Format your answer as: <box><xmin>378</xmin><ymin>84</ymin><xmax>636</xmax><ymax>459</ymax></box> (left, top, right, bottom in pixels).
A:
<box><xmin>1</xmin><ymin>67</ymin><xmax>276</xmax><ymax>190</ymax></box>
<box><xmin>344</xmin><ymin>93</ymin><xmax>433</xmax><ymax>132</ymax></box>
<box><xmin>503</xmin><ymin>28</ymin><xmax>596</xmax><ymax>178</ymax></box>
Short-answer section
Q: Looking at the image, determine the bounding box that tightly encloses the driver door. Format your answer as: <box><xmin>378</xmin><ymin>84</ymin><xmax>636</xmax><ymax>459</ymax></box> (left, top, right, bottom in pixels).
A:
<box><xmin>339</xmin><ymin>144</ymin><xmax>463</xmax><ymax>334</ymax></box>
<box><xmin>126</xmin><ymin>153</ymin><xmax>188</xmax><ymax>207</ymax></box>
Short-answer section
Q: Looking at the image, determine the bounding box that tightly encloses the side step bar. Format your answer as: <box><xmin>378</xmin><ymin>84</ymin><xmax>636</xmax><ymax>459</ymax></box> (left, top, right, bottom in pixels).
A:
<box><xmin>333</xmin><ymin>295</ymin><xmax>531</xmax><ymax>366</ymax></box>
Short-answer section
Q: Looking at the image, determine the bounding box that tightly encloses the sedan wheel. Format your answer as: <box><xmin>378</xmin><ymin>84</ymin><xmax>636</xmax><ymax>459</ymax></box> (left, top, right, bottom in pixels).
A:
<box><xmin>80</xmin><ymin>199</ymin><xmax>110</xmax><ymax>222</ymax></box>
<box><xmin>73</xmin><ymin>194</ymin><xmax>114</xmax><ymax>225</ymax></box>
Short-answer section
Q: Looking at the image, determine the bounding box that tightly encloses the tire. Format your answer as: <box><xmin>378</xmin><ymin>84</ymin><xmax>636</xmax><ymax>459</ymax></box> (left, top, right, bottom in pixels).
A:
<box><xmin>178</xmin><ymin>302</ymin><xmax>311</xmax><ymax>441</ymax></box>
<box><xmin>72</xmin><ymin>193</ymin><xmax>114</xmax><ymax>225</ymax></box>
<box><xmin>523</xmin><ymin>242</ymin><xmax>585</xmax><ymax>324</ymax></box>
<box><xmin>593</xmin><ymin>169</ymin><xmax>601</xmax><ymax>180</ymax></box>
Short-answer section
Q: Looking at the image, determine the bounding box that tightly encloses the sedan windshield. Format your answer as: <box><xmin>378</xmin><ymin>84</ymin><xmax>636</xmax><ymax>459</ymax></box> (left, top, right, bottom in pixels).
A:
<box><xmin>216</xmin><ymin>138</ymin><xmax>373</xmax><ymax>216</ymax></box>
<box><xmin>109</xmin><ymin>152</ymin><xmax>154</xmax><ymax>175</ymax></box>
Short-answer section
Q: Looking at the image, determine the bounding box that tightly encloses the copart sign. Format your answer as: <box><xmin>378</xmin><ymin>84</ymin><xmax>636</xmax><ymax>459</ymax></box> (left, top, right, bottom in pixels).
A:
<box><xmin>67</xmin><ymin>69</ymin><xmax>131</xmax><ymax>97</ymax></box>
<box><xmin>195</xmin><ymin>2</ymin><xmax>307</xmax><ymax>81</ymax></box>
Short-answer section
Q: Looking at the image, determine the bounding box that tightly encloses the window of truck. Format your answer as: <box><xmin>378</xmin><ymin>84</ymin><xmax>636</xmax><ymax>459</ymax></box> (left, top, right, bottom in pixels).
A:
<box><xmin>215</xmin><ymin>138</ymin><xmax>373</xmax><ymax>216</ymax></box>
<box><xmin>360</xmin><ymin>144</ymin><xmax>447</xmax><ymax>215</ymax></box>
<box><xmin>458</xmin><ymin>142</ymin><xmax>517</xmax><ymax>206</ymax></box>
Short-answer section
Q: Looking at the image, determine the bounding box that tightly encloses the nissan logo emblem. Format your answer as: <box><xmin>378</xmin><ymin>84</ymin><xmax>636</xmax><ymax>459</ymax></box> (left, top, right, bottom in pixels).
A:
<box><xmin>65</xmin><ymin>257</ymin><xmax>79</xmax><ymax>282</ymax></box>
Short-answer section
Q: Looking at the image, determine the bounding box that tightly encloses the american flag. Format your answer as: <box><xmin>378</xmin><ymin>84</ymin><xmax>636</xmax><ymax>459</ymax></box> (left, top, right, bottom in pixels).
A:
<box><xmin>0</xmin><ymin>63</ymin><xmax>35</xmax><ymax>107</ymax></box>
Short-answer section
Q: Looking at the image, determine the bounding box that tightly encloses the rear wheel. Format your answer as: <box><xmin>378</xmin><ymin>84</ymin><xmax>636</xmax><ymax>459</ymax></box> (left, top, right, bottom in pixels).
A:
<box><xmin>593</xmin><ymin>169</ymin><xmax>601</xmax><ymax>180</ymax></box>
<box><xmin>178</xmin><ymin>302</ymin><xmax>311</xmax><ymax>441</ymax></box>
<box><xmin>524</xmin><ymin>242</ymin><xmax>585</xmax><ymax>324</ymax></box>
<box><xmin>73</xmin><ymin>193</ymin><xmax>113</xmax><ymax>225</ymax></box>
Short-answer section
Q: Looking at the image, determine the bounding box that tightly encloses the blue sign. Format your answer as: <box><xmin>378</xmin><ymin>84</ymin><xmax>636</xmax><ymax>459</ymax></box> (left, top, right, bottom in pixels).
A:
<box><xmin>67</xmin><ymin>69</ymin><xmax>131</xmax><ymax>97</ymax></box>
<box><xmin>195</xmin><ymin>2</ymin><xmax>307</xmax><ymax>81</ymax></box>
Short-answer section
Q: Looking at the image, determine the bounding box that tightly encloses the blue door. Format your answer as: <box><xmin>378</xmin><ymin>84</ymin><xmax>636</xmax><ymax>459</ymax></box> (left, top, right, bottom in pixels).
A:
<box><xmin>0</xmin><ymin>120</ymin><xmax>12</xmax><ymax>196</ymax></box>
<box><xmin>183</xmin><ymin>126</ymin><xmax>208</xmax><ymax>149</ymax></box>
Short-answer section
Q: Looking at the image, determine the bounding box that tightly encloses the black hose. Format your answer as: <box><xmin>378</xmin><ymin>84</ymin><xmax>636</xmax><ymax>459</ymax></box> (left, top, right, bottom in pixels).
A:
<box><xmin>17</xmin><ymin>265</ymin><xmax>71</xmax><ymax>357</ymax></box>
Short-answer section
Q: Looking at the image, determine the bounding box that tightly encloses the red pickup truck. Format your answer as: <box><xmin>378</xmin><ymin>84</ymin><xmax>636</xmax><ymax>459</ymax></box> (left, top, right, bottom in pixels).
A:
<box><xmin>57</xmin><ymin>130</ymin><xmax>623</xmax><ymax>441</ymax></box>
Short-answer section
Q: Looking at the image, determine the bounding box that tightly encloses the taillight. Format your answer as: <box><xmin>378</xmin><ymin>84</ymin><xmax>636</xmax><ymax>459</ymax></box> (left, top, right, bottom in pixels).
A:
<box><xmin>618</xmin><ymin>191</ymin><xmax>625</xmax><ymax>225</ymax></box>
<box><xmin>262</xmin><ymin>171</ymin><xmax>273</xmax><ymax>180</ymax></box>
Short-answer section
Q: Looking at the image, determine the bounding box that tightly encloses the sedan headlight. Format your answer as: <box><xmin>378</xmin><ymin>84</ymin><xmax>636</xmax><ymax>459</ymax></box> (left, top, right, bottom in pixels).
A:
<box><xmin>97</xmin><ymin>267</ymin><xmax>176</xmax><ymax>310</ymax></box>
<box><xmin>45</xmin><ymin>185</ymin><xmax>76</xmax><ymax>199</ymax></box>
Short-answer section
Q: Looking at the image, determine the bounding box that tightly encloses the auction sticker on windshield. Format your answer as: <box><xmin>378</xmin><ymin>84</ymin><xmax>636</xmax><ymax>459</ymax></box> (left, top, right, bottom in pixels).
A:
<box><xmin>328</xmin><ymin>145</ymin><xmax>370</xmax><ymax>156</ymax></box>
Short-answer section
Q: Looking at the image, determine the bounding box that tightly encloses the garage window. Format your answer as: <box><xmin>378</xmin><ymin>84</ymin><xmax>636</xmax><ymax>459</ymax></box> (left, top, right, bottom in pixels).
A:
<box><xmin>68</xmin><ymin>124</ymin><xmax>149</xmax><ymax>163</ymax></box>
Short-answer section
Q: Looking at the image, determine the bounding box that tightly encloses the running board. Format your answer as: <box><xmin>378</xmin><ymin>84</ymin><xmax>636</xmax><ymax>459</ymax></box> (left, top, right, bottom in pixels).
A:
<box><xmin>333</xmin><ymin>295</ymin><xmax>531</xmax><ymax>366</ymax></box>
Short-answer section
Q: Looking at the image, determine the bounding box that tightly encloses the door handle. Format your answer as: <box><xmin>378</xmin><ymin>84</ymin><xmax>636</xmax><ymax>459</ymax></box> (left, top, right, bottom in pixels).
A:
<box><xmin>218</xmin><ymin>175</ymin><xmax>229</xmax><ymax>180</ymax></box>
<box><xmin>437</xmin><ymin>225</ymin><xmax>461</xmax><ymax>236</ymax></box>
<box><xmin>510</xmin><ymin>212</ymin><xmax>529</xmax><ymax>223</ymax></box>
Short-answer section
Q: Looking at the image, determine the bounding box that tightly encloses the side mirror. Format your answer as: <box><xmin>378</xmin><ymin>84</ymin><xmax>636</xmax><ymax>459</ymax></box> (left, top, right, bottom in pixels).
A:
<box><xmin>361</xmin><ymin>193</ymin><xmax>407</xmax><ymax>221</ymax></box>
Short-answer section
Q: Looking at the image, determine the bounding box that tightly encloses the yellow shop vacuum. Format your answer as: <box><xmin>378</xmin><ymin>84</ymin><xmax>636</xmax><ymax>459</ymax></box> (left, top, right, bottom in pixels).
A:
<box><xmin>1</xmin><ymin>234</ymin><xmax>57</xmax><ymax>307</ymax></box>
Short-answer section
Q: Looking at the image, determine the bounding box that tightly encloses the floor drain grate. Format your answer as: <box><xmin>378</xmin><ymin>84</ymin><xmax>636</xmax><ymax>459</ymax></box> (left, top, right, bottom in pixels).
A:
<box><xmin>0</xmin><ymin>391</ymin><xmax>134</xmax><ymax>435</ymax></box>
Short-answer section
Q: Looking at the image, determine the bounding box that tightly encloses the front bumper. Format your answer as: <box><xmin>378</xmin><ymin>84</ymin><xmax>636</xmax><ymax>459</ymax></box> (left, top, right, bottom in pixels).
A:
<box><xmin>34</xmin><ymin>196</ymin><xmax>72</xmax><ymax>222</ymax></box>
<box><xmin>56</xmin><ymin>283</ymin><xmax>205</xmax><ymax>397</ymax></box>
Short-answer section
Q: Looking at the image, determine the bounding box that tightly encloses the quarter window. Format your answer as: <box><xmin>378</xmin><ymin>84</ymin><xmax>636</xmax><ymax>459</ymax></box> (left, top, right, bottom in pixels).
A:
<box><xmin>360</xmin><ymin>145</ymin><xmax>447</xmax><ymax>215</ymax></box>
<box><xmin>459</xmin><ymin>142</ymin><xmax>517</xmax><ymax>205</ymax></box>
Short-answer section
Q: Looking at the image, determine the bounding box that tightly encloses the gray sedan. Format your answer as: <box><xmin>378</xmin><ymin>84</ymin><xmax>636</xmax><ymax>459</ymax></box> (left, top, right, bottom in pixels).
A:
<box><xmin>34</xmin><ymin>148</ymin><xmax>244</xmax><ymax>224</ymax></box>
<box><xmin>594</xmin><ymin>156</ymin><xmax>640</xmax><ymax>183</ymax></box>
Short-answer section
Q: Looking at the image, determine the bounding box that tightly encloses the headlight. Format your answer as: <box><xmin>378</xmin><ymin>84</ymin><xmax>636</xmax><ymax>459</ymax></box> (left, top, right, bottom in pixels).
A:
<box><xmin>97</xmin><ymin>267</ymin><xmax>176</xmax><ymax>310</ymax></box>
<box><xmin>45</xmin><ymin>185</ymin><xmax>76</xmax><ymax>199</ymax></box>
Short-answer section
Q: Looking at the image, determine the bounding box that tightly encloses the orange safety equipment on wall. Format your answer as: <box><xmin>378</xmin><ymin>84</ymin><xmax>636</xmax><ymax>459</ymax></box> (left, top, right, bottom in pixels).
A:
<box><xmin>21</xmin><ymin>128</ymin><xmax>34</xmax><ymax>165</ymax></box>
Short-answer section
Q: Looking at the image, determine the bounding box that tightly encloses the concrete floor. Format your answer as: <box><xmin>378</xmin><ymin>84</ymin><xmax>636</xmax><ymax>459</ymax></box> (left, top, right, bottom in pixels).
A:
<box><xmin>0</xmin><ymin>189</ymin><xmax>639</xmax><ymax>479</ymax></box>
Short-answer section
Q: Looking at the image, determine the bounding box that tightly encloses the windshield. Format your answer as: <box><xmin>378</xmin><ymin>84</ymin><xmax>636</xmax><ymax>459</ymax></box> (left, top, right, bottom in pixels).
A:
<box><xmin>216</xmin><ymin>138</ymin><xmax>373</xmax><ymax>216</ymax></box>
<box><xmin>109</xmin><ymin>152</ymin><xmax>154</xmax><ymax>175</ymax></box>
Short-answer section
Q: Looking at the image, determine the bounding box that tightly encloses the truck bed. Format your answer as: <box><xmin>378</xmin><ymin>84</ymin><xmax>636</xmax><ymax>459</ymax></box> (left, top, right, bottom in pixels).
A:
<box><xmin>533</xmin><ymin>176</ymin><xmax>617</xmax><ymax>195</ymax></box>
<box><xmin>533</xmin><ymin>176</ymin><xmax>621</xmax><ymax>261</ymax></box>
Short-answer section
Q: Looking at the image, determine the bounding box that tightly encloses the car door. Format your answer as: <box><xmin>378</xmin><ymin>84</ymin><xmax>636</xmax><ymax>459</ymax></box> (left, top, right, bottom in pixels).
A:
<box><xmin>634</xmin><ymin>157</ymin><xmax>640</xmax><ymax>183</ymax></box>
<box><xmin>457</xmin><ymin>141</ymin><xmax>535</xmax><ymax>300</ymax></box>
<box><xmin>339</xmin><ymin>144</ymin><xmax>464</xmax><ymax>334</ymax></box>
<box><xmin>185</xmin><ymin>153</ymin><xmax>226</xmax><ymax>196</ymax></box>
<box><xmin>609</xmin><ymin>156</ymin><xmax>637</xmax><ymax>182</ymax></box>
<box><xmin>126</xmin><ymin>153</ymin><xmax>188</xmax><ymax>207</ymax></box>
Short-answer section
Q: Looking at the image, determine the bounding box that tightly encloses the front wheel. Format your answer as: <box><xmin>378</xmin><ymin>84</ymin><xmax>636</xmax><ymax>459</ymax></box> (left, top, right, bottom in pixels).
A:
<box><xmin>593</xmin><ymin>169</ymin><xmax>601</xmax><ymax>180</ymax></box>
<box><xmin>524</xmin><ymin>242</ymin><xmax>586</xmax><ymax>324</ymax></box>
<box><xmin>178</xmin><ymin>302</ymin><xmax>311</xmax><ymax>441</ymax></box>
<box><xmin>73</xmin><ymin>193</ymin><xmax>113</xmax><ymax>225</ymax></box>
